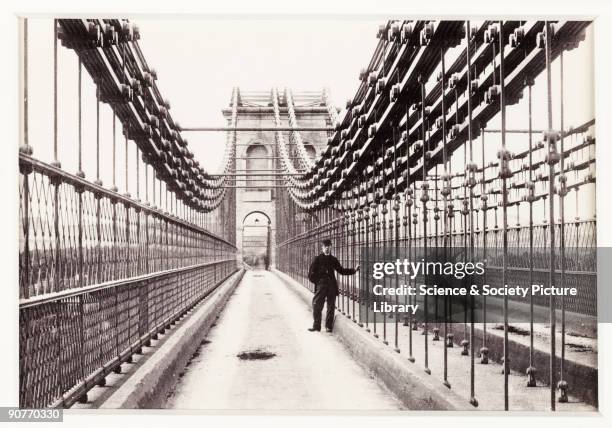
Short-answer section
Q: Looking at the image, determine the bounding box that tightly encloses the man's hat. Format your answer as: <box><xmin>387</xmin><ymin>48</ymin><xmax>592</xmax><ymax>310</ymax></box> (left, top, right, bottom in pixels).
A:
<box><xmin>322</xmin><ymin>239</ymin><xmax>332</xmax><ymax>246</ymax></box>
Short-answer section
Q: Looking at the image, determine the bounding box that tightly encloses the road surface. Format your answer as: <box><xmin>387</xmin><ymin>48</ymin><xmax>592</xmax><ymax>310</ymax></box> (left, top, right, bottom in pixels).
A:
<box><xmin>166</xmin><ymin>270</ymin><xmax>402</xmax><ymax>410</ymax></box>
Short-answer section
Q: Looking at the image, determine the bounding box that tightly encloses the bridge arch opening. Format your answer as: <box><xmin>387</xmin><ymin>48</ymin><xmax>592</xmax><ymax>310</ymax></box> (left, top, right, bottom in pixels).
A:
<box><xmin>241</xmin><ymin>211</ymin><xmax>271</xmax><ymax>269</ymax></box>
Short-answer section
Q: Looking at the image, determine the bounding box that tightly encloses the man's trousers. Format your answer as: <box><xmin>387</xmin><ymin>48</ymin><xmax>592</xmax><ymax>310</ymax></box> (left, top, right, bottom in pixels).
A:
<box><xmin>312</xmin><ymin>281</ymin><xmax>337</xmax><ymax>331</ymax></box>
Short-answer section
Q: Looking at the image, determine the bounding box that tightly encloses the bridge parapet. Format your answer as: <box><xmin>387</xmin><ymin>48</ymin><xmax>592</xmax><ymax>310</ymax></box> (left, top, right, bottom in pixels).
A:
<box><xmin>275</xmin><ymin>20</ymin><xmax>597</xmax><ymax>411</ymax></box>
<box><xmin>19</xmin><ymin>18</ymin><xmax>239</xmax><ymax>408</ymax></box>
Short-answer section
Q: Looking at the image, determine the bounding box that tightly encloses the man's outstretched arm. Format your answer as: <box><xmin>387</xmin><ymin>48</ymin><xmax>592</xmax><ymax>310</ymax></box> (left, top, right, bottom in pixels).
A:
<box><xmin>332</xmin><ymin>256</ymin><xmax>359</xmax><ymax>275</ymax></box>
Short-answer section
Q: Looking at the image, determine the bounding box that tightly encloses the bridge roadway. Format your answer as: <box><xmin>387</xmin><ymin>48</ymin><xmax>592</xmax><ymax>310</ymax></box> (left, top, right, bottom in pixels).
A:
<box><xmin>165</xmin><ymin>270</ymin><xmax>403</xmax><ymax>410</ymax></box>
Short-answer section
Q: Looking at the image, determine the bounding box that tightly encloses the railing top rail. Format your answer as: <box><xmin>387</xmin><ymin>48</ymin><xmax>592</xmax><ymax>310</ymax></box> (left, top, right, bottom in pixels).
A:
<box><xmin>19</xmin><ymin>258</ymin><xmax>236</xmax><ymax>309</ymax></box>
<box><xmin>20</xmin><ymin>154</ymin><xmax>237</xmax><ymax>249</ymax></box>
<box><xmin>276</xmin><ymin>218</ymin><xmax>596</xmax><ymax>248</ymax></box>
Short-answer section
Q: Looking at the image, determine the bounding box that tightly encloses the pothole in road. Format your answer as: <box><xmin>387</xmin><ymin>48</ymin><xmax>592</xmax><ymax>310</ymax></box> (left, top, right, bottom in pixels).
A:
<box><xmin>237</xmin><ymin>349</ymin><xmax>277</xmax><ymax>360</ymax></box>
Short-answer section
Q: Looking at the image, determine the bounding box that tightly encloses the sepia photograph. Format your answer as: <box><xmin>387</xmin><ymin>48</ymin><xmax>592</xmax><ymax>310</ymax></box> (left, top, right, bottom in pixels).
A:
<box><xmin>6</xmin><ymin>4</ymin><xmax>610</xmax><ymax>424</ymax></box>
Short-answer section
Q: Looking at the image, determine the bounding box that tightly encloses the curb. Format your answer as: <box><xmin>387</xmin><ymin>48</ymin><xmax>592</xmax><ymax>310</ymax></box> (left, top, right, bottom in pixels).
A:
<box><xmin>100</xmin><ymin>269</ymin><xmax>245</xmax><ymax>409</ymax></box>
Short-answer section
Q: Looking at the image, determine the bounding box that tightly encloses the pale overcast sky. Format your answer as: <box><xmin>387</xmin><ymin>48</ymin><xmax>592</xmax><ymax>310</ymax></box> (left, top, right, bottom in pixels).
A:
<box><xmin>135</xmin><ymin>18</ymin><xmax>382</xmax><ymax>170</ymax></box>
<box><xmin>26</xmin><ymin>18</ymin><xmax>378</xmax><ymax>174</ymax></box>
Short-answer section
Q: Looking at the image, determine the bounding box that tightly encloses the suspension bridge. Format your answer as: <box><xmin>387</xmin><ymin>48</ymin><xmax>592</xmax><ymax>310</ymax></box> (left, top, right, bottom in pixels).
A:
<box><xmin>18</xmin><ymin>19</ymin><xmax>597</xmax><ymax>411</ymax></box>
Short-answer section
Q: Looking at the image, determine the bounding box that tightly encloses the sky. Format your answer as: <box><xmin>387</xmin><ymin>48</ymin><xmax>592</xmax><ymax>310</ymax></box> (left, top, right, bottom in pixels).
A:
<box><xmin>131</xmin><ymin>18</ymin><xmax>381</xmax><ymax>171</ymax></box>
<box><xmin>25</xmin><ymin>17</ymin><xmax>378</xmax><ymax>180</ymax></box>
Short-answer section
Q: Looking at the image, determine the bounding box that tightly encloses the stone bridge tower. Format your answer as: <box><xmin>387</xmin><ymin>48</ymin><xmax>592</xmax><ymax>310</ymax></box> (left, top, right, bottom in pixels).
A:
<box><xmin>222</xmin><ymin>88</ymin><xmax>331</xmax><ymax>268</ymax></box>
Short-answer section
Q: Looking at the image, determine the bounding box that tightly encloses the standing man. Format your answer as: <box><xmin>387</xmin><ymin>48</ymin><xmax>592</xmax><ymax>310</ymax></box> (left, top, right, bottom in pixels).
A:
<box><xmin>307</xmin><ymin>239</ymin><xmax>359</xmax><ymax>332</ymax></box>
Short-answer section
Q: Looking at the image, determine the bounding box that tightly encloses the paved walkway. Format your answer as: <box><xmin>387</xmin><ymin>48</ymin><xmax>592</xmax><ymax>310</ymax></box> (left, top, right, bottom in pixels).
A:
<box><xmin>165</xmin><ymin>270</ymin><xmax>402</xmax><ymax>410</ymax></box>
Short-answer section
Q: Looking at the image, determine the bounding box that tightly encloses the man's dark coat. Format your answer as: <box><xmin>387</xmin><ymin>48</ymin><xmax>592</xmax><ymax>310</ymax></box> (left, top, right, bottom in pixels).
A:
<box><xmin>308</xmin><ymin>253</ymin><xmax>356</xmax><ymax>295</ymax></box>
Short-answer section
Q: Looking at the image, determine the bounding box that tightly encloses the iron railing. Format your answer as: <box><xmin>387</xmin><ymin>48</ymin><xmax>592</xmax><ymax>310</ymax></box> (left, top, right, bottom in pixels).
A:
<box><xmin>19</xmin><ymin>18</ymin><xmax>240</xmax><ymax>408</ymax></box>
<box><xmin>276</xmin><ymin>20</ymin><xmax>596</xmax><ymax>410</ymax></box>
